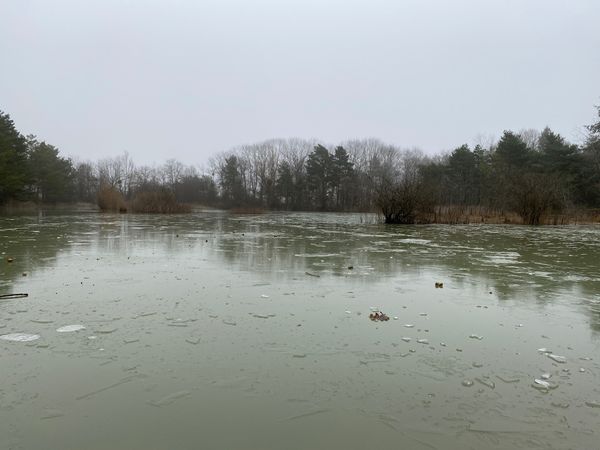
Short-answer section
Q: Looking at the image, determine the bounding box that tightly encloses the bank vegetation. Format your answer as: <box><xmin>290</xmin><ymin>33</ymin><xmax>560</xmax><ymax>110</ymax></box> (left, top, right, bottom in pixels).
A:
<box><xmin>1</xmin><ymin>105</ymin><xmax>600</xmax><ymax>224</ymax></box>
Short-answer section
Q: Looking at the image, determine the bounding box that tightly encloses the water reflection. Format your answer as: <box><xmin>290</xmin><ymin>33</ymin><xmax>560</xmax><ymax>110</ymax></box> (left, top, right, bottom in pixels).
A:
<box><xmin>2</xmin><ymin>212</ymin><xmax>599</xmax><ymax>330</ymax></box>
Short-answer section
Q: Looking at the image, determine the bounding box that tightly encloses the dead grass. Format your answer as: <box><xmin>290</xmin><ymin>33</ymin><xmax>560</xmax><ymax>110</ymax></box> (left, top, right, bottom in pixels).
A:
<box><xmin>418</xmin><ymin>205</ymin><xmax>600</xmax><ymax>225</ymax></box>
<box><xmin>130</xmin><ymin>190</ymin><xmax>191</xmax><ymax>214</ymax></box>
<box><xmin>97</xmin><ymin>186</ymin><xmax>127</xmax><ymax>212</ymax></box>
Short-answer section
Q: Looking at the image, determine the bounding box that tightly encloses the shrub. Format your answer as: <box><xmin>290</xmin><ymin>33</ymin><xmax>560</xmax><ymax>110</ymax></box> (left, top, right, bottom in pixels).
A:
<box><xmin>97</xmin><ymin>185</ymin><xmax>127</xmax><ymax>212</ymax></box>
<box><xmin>130</xmin><ymin>189</ymin><xmax>191</xmax><ymax>213</ymax></box>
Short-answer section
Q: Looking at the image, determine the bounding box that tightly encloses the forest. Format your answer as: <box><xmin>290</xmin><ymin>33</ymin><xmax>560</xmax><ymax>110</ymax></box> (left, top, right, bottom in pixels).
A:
<box><xmin>1</xmin><ymin>107</ymin><xmax>599</xmax><ymax>224</ymax></box>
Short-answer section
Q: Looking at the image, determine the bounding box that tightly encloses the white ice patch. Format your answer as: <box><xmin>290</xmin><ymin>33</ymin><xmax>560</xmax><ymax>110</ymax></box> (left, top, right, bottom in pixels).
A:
<box><xmin>56</xmin><ymin>324</ymin><xmax>86</xmax><ymax>333</ymax></box>
<box><xmin>0</xmin><ymin>333</ymin><xmax>41</xmax><ymax>342</ymax></box>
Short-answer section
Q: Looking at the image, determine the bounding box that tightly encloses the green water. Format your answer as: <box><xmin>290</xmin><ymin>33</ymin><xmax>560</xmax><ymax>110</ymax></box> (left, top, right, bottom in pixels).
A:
<box><xmin>1</xmin><ymin>212</ymin><xmax>599</xmax><ymax>449</ymax></box>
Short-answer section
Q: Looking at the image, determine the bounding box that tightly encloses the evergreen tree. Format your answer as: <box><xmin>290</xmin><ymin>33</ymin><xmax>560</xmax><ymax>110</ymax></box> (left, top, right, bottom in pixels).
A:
<box><xmin>219</xmin><ymin>155</ymin><xmax>244</xmax><ymax>206</ymax></box>
<box><xmin>331</xmin><ymin>146</ymin><xmax>354</xmax><ymax>209</ymax></box>
<box><xmin>306</xmin><ymin>145</ymin><xmax>332</xmax><ymax>210</ymax></box>
<box><xmin>0</xmin><ymin>111</ymin><xmax>29</xmax><ymax>203</ymax></box>
<box><xmin>27</xmin><ymin>137</ymin><xmax>75</xmax><ymax>202</ymax></box>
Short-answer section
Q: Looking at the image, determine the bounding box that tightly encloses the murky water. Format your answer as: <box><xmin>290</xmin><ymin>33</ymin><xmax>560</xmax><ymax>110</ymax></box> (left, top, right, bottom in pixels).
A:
<box><xmin>1</xmin><ymin>211</ymin><xmax>599</xmax><ymax>449</ymax></box>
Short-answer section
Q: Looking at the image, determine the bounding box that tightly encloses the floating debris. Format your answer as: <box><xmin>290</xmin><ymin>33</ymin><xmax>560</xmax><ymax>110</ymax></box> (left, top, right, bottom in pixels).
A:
<box><xmin>472</xmin><ymin>362</ymin><xmax>483</xmax><ymax>368</ymax></box>
<box><xmin>532</xmin><ymin>378</ymin><xmax>558</xmax><ymax>391</ymax></box>
<box><xmin>541</xmin><ymin>373</ymin><xmax>551</xmax><ymax>380</ymax></box>
<box><xmin>252</xmin><ymin>314</ymin><xmax>271</xmax><ymax>319</ymax></box>
<box><xmin>537</xmin><ymin>347</ymin><xmax>551</xmax><ymax>353</ymax></box>
<box><xmin>260</xmin><ymin>294</ymin><xmax>270</xmax><ymax>299</ymax></box>
<box><xmin>551</xmin><ymin>402</ymin><xmax>570</xmax><ymax>409</ymax></box>
<box><xmin>547</xmin><ymin>354</ymin><xmax>567</xmax><ymax>364</ymax></box>
<box><xmin>434</xmin><ymin>282</ymin><xmax>443</xmax><ymax>288</ymax></box>
<box><xmin>532</xmin><ymin>379</ymin><xmax>550</xmax><ymax>390</ymax></box>
<box><xmin>305</xmin><ymin>272</ymin><xmax>320</xmax><ymax>278</ymax></box>
<box><xmin>292</xmin><ymin>354</ymin><xmax>307</xmax><ymax>358</ymax></box>
<box><xmin>401</xmin><ymin>337</ymin><xmax>411</xmax><ymax>343</ymax></box>
<box><xmin>469</xmin><ymin>334</ymin><xmax>483</xmax><ymax>340</ymax></box>
<box><xmin>185</xmin><ymin>337</ymin><xmax>200</xmax><ymax>345</ymax></box>
<box><xmin>40</xmin><ymin>409</ymin><xmax>65</xmax><ymax>420</ymax></box>
<box><xmin>6</xmin><ymin>257</ymin><xmax>14</xmax><ymax>263</ymax></box>
<box><xmin>0</xmin><ymin>333</ymin><xmax>40</xmax><ymax>342</ymax></box>
<box><xmin>0</xmin><ymin>293</ymin><xmax>29</xmax><ymax>300</ymax></box>
<box><xmin>416</xmin><ymin>338</ymin><xmax>429</xmax><ymax>345</ymax></box>
<box><xmin>496</xmin><ymin>375</ymin><xmax>520</xmax><ymax>384</ymax></box>
<box><xmin>56</xmin><ymin>324</ymin><xmax>86</xmax><ymax>333</ymax></box>
<box><xmin>475</xmin><ymin>377</ymin><xmax>495</xmax><ymax>389</ymax></box>
<box><xmin>222</xmin><ymin>319</ymin><xmax>237</xmax><ymax>326</ymax></box>
<box><xmin>369</xmin><ymin>311</ymin><xmax>389</xmax><ymax>322</ymax></box>
<box><xmin>95</xmin><ymin>327</ymin><xmax>118</xmax><ymax>334</ymax></box>
<box><xmin>462</xmin><ymin>379</ymin><xmax>474</xmax><ymax>387</ymax></box>
<box><xmin>347</xmin><ymin>266</ymin><xmax>354</xmax><ymax>270</ymax></box>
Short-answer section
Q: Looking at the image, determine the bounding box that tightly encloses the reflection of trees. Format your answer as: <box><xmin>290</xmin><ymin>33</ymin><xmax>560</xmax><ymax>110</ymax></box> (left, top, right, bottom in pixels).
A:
<box><xmin>0</xmin><ymin>213</ymin><xmax>81</xmax><ymax>294</ymax></box>
<box><xmin>2</xmin><ymin>212</ymin><xmax>599</xmax><ymax>331</ymax></box>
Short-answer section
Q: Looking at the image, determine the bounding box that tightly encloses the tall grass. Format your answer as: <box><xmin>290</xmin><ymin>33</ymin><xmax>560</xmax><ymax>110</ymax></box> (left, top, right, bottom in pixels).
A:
<box><xmin>97</xmin><ymin>185</ymin><xmax>127</xmax><ymax>212</ymax></box>
<box><xmin>419</xmin><ymin>205</ymin><xmax>600</xmax><ymax>225</ymax></box>
<box><xmin>130</xmin><ymin>190</ymin><xmax>191</xmax><ymax>214</ymax></box>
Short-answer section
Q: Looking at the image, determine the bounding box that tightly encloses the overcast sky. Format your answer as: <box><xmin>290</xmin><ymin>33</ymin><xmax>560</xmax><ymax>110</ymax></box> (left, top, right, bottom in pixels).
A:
<box><xmin>1</xmin><ymin>0</ymin><xmax>599</xmax><ymax>166</ymax></box>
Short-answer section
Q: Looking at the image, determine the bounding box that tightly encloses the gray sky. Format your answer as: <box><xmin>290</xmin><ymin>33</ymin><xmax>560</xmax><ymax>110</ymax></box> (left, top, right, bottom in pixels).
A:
<box><xmin>1</xmin><ymin>0</ymin><xmax>599</xmax><ymax>165</ymax></box>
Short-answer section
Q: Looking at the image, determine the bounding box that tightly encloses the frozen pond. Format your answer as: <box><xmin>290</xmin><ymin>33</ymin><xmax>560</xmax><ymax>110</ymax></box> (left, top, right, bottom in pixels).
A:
<box><xmin>1</xmin><ymin>211</ymin><xmax>600</xmax><ymax>449</ymax></box>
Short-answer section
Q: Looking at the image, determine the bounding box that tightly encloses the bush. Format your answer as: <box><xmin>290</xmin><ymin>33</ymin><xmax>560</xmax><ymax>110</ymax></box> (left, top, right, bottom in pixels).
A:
<box><xmin>97</xmin><ymin>185</ymin><xmax>127</xmax><ymax>212</ymax></box>
<box><xmin>130</xmin><ymin>189</ymin><xmax>191</xmax><ymax>213</ymax></box>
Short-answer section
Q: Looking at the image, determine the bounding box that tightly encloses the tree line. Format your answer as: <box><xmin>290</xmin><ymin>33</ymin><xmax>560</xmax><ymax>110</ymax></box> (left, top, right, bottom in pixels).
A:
<box><xmin>1</xmin><ymin>106</ymin><xmax>599</xmax><ymax>223</ymax></box>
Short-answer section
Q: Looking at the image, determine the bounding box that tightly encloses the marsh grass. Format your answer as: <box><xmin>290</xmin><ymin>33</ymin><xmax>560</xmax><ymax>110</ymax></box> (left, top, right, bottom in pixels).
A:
<box><xmin>97</xmin><ymin>186</ymin><xmax>127</xmax><ymax>212</ymax></box>
<box><xmin>130</xmin><ymin>190</ymin><xmax>191</xmax><ymax>214</ymax></box>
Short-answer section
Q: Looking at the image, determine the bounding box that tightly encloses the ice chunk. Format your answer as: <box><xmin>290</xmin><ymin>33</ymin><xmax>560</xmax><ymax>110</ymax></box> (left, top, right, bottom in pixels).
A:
<box><xmin>57</xmin><ymin>324</ymin><xmax>86</xmax><ymax>333</ymax></box>
<box><xmin>547</xmin><ymin>354</ymin><xmax>567</xmax><ymax>364</ymax></box>
<box><xmin>0</xmin><ymin>333</ymin><xmax>40</xmax><ymax>342</ymax></box>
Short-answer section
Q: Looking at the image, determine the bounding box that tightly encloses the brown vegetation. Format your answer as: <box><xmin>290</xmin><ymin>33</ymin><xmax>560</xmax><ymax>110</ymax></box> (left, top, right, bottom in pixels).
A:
<box><xmin>418</xmin><ymin>205</ymin><xmax>600</xmax><ymax>225</ymax></box>
<box><xmin>129</xmin><ymin>190</ymin><xmax>191</xmax><ymax>214</ymax></box>
<box><xmin>97</xmin><ymin>185</ymin><xmax>127</xmax><ymax>212</ymax></box>
<box><xmin>98</xmin><ymin>185</ymin><xmax>191</xmax><ymax>214</ymax></box>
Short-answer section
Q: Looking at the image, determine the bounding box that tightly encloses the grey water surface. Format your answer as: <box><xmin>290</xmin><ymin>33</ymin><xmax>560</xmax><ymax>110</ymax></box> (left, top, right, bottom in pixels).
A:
<box><xmin>1</xmin><ymin>211</ymin><xmax>599</xmax><ymax>450</ymax></box>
